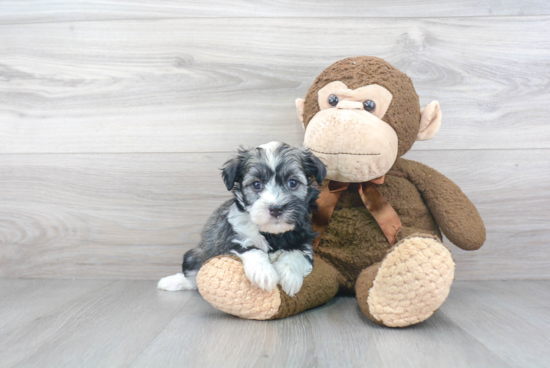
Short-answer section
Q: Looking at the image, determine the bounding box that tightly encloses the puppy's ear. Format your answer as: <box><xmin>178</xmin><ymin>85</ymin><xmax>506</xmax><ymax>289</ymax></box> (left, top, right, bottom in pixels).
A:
<box><xmin>221</xmin><ymin>151</ymin><xmax>244</xmax><ymax>191</ymax></box>
<box><xmin>301</xmin><ymin>148</ymin><xmax>327</xmax><ymax>185</ymax></box>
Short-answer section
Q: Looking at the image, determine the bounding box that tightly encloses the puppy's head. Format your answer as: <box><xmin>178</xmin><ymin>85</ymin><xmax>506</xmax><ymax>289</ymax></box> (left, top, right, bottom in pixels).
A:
<box><xmin>222</xmin><ymin>142</ymin><xmax>326</xmax><ymax>234</ymax></box>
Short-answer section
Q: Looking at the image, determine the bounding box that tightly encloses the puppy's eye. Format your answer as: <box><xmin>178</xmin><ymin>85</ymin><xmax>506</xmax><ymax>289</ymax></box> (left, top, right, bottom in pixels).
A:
<box><xmin>328</xmin><ymin>94</ymin><xmax>339</xmax><ymax>107</ymax></box>
<box><xmin>288</xmin><ymin>179</ymin><xmax>298</xmax><ymax>189</ymax></box>
<box><xmin>252</xmin><ymin>181</ymin><xmax>262</xmax><ymax>191</ymax></box>
<box><xmin>363</xmin><ymin>100</ymin><xmax>376</xmax><ymax>112</ymax></box>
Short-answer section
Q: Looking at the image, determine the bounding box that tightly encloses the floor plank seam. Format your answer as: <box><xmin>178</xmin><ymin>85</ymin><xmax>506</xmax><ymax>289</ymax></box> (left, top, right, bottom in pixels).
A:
<box><xmin>439</xmin><ymin>310</ymin><xmax>514</xmax><ymax>367</ymax></box>
<box><xmin>124</xmin><ymin>291</ymin><xmax>198</xmax><ymax>368</ymax></box>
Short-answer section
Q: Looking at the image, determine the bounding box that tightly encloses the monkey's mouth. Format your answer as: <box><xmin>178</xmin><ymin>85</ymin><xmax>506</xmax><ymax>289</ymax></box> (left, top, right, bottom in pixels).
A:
<box><xmin>309</xmin><ymin>148</ymin><xmax>380</xmax><ymax>156</ymax></box>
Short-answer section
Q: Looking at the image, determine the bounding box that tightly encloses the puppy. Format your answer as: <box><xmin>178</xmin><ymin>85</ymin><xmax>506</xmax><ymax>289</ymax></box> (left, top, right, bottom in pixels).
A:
<box><xmin>158</xmin><ymin>142</ymin><xmax>326</xmax><ymax>296</ymax></box>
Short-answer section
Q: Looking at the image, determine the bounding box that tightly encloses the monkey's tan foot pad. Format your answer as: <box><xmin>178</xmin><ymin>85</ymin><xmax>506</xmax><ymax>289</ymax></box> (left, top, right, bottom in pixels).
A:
<box><xmin>196</xmin><ymin>256</ymin><xmax>281</xmax><ymax>320</ymax></box>
<box><xmin>358</xmin><ymin>237</ymin><xmax>455</xmax><ymax>327</ymax></box>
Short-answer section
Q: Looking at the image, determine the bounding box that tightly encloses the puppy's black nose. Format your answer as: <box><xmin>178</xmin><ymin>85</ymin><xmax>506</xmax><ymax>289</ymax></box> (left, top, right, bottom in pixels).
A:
<box><xmin>269</xmin><ymin>205</ymin><xmax>284</xmax><ymax>218</ymax></box>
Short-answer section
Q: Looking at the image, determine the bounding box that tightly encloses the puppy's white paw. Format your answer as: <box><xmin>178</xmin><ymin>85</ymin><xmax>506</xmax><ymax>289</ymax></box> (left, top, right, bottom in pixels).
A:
<box><xmin>157</xmin><ymin>273</ymin><xmax>197</xmax><ymax>291</ymax></box>
<box><xmin>235</xmin><ymin>249</ymin><xmax>280</xmax><ymax>292</ymax></box>
<box><xmin>272</xmin><ymin>250</ymin><xmax>313</xmax><ymax>297</ymax></box>
<box><xmin>277</xmin><ymin>269</ymin><xmax>304</xmax><ymax>297</ymax></box>
<box><xmin>244</xmin><ymin>262</ymin><xmax>279</xmax><ymax>292</ymax></box>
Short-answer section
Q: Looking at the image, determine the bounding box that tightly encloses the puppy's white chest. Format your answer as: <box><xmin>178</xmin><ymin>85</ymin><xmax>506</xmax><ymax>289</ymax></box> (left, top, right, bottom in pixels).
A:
<box><xmin>228</xmin><ymin>204</ymin><xmax>270</xmax><ymax>252</ymax></box>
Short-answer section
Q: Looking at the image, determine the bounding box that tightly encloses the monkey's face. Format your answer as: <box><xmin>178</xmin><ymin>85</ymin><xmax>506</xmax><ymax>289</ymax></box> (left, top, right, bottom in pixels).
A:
<box><xmin>301</xmin><ymin>81</ymin><xmax>398</xmax><ymax>183</ymax></box>
<box><xmin>296</xmin><ymin>57</ymin><xmax>443</xmax><ymax>184</ymax></box>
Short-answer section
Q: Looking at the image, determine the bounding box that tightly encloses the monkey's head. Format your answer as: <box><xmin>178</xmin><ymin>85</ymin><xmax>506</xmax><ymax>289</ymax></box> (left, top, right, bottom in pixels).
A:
<box><xmin>296</xmin><ymin>56</ymin><xmax>442</xmax><ymax>183</ymax></box>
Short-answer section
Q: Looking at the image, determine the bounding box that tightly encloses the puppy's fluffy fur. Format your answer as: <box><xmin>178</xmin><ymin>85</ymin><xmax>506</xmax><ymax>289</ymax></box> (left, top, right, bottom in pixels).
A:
<box><xmin>158</xmin><ymin>142</ymin><xmax>326</xmax><ymax>296</ymax></box>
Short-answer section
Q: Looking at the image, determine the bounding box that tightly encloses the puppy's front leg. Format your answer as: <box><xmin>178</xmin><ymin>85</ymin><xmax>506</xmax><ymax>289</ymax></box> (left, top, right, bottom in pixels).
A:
<box><xmin>232</xmin><ymin>249</ymin><xmax>279</xmax><ymax>292</ymax></box>
<box><xmin>271</xmin><ymin>249</ymin><xmax>313</xmax><ymax>297</ymax></box>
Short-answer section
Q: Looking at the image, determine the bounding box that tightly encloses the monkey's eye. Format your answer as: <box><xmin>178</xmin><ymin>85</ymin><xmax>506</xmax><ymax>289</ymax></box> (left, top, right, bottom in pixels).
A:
<box><xmin>287</xmin><ymin>179</ymin><xmax>298</xmax><ymax>189</ymax></box>
<box><xmin>252</xmin><ymin>181</ymin><xmax>263</xmax><ymax>191</ymax></box>
<box><xmin>328</xmin><ymin>94</ymin><xmax>339</xmax><ymax>107</ymax></box>
<box><xmin>363</xmin><ymin>100</ymin><xmax>376</xmax><ymax>112</ymax></box>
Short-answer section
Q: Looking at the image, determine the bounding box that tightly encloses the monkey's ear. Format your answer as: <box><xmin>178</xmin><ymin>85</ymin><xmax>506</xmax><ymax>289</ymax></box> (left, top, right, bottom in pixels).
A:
<box><xmin>417</xmin><ymin>101</ymin><xmax>442</xmax><ymax>141</ymax></box>
<box><xmin>295</xmin><ymin>98</ymin><xmax>305</xmax><ymax>130</ymax></box>
<box><xmin>302</xmin><ymin>148</ymin><xmax>327</xmax><ymax>185</ymax></box>
<box><xmin>221</xmin><ymin>155</ymin><xmax>243</xmax><ymax>191</ymax></box>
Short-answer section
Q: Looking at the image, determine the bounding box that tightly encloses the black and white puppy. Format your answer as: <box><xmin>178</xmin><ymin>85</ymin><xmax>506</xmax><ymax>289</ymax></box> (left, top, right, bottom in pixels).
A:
<box><xmin>158</xmin><ymin>142</ymin><xmax>326</xmax><ymax>296</ymax></box>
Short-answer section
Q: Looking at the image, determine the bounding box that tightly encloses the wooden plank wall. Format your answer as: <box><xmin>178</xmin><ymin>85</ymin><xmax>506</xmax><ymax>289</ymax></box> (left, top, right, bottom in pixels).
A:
<box><xmin>0</xmin><ymin>1</ymin><xmax>549</xmax><ymax>280</ymax></box>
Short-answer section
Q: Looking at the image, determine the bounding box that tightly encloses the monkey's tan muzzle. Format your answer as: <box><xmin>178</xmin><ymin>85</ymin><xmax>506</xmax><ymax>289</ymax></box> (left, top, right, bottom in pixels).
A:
<box><xmin>303</xmin><ymin>109</ymin><xmax>398</xmax><ymax>183</ymax></box>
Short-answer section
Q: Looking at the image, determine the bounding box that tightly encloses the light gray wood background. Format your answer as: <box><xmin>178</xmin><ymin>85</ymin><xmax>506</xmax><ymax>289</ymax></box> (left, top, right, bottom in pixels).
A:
<box><xmin>0</xmin><ymin>1</ymin><xmax>549</xmax><ymax>280</ymax></box>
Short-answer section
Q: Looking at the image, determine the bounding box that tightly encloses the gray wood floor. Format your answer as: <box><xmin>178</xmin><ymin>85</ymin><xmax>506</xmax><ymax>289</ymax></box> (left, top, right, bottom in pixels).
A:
<box><xmin>0</xmin><ymin>279</ymin><xmax>548</xmax><ymax>368</ymax></box>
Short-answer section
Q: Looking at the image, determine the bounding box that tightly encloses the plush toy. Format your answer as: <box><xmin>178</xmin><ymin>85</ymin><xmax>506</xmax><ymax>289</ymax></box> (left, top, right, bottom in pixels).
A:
<box><xmin>196</xmin><ymin>56</ymin><xmax>486</xmax><ymax>327</ymax></box>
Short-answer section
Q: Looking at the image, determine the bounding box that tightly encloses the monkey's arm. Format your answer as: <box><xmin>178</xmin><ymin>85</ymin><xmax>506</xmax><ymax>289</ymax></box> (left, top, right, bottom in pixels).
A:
<box><xmin>392</xmin><ymin>158</ymin><xmax>486</xmax><ymax>250</ymax></box>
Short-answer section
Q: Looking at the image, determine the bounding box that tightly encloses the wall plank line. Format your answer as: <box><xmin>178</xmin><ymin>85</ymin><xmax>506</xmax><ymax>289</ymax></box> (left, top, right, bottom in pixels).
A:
<box><xmin>1</xmin><ymin>17</ymin><xmax>549</xmax><ymax>153</ymax></box>
<box><xmin>1</xmin><ymin>149</ymin><xmax>547</xmax><ymax>280</ymax></box>
<box><xmin>1</xmin><ymin>1</ymin><xmax>549</xmax><ymax>24</ymax></box>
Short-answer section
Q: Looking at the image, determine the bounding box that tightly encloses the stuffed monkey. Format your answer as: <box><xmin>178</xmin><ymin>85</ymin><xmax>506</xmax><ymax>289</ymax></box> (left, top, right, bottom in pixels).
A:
<box><xmin>196</xmin><ymin>56</ymin><xmax>485</xmax><ymax>327</ymax></box>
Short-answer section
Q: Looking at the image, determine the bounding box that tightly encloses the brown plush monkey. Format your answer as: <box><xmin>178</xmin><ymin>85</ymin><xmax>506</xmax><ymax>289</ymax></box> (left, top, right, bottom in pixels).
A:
<box><xmin>196</xmin><ymin>56</ymin><xmax>485</xmax><ymax>327</ymax></box>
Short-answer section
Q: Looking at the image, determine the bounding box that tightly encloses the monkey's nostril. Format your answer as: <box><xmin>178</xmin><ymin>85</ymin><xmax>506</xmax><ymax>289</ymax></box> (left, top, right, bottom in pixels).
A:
<box><xmin>269</xmin><ymin>205</ymin><xmax>283</xmax><ymax>218</ymax></box>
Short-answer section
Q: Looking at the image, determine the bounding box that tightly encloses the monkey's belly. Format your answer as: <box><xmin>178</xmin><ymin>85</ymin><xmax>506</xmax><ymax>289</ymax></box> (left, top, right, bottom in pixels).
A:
<box><xmin>316</xmin><ymin>179</ymin><xmax>441</xmax><ymax>292</ymax></box>
<box><xmin>316</xmin><ymin>206</ymin><xmax>389</xmax><ymax>292</ymax></box>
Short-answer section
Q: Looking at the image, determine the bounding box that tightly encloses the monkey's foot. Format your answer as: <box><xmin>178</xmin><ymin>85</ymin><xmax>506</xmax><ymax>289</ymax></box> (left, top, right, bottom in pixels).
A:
<box><xmin>356</xmin><ymin>236</ymin><xmax>455</xmax><ymax>327</ymax></box>
<box><xmin>197</xmin><ymin>256</ymin><xmax>281</xmax><ymax>320</ymax></box>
